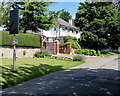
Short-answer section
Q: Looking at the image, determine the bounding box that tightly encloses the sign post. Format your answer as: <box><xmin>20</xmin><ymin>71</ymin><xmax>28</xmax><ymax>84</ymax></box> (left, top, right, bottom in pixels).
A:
<box><xmin>10</xmin><ymin>8</ymin><xmax>19</xmax><ymax>72</ymax></box>
<box><xmin>12</xmin><ymin>34</ymin><xmax>18</xmax><ymax>72</ymax></box>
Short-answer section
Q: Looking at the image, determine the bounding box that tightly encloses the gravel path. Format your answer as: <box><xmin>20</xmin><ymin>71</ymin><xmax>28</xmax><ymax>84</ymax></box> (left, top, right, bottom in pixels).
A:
<box><xmin>2</xmin><ymin>55</ymin><xmax>120</xmax><ymax>95</ymax></box>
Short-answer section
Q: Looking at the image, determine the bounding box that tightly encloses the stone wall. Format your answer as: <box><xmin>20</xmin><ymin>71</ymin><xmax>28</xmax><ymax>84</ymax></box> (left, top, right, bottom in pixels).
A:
<box><xmin>0</xmin><ymin>46</ymin><xmax>40</xmax><ymax>58</ymax></box>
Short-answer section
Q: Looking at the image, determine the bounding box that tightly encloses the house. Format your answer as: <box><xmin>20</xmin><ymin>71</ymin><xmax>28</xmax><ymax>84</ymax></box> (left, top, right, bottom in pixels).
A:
<box><xmin>41</xmin><ymin>18</ymin><xmax>82</xmax><ymax>43</ymax></box>
<box><xmin>26</xmin><ymin>18</ymin><xmax>81</xmax><ymax>55</ymax></box>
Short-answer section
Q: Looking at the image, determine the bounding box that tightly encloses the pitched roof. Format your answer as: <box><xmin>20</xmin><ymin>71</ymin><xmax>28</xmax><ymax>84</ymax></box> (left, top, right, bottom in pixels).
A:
<box><xmin>54</xmin><ymin>18</ymin><xmax>79</xmax><ymax>30</ymax></box>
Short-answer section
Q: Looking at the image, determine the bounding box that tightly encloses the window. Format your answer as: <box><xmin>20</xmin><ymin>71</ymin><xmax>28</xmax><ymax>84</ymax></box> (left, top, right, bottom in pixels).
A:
<box><xmin>62</xmin><ymin>26</ymin><xmax>66</xmax><ymax>31</ymax></box>
<box><xmin>54</xmin><ymin>28</ymin><xmax>56</xmax><ymax>31</ymax></box>
<box><xmin>46</xmin><ymin>38</ymin><xmax>49</xmax><ymax>41</ymax></box>
<box><xmin>76</xmin><ymin>31</ymin><xmax>79</xmax><ymax>34</ymax></box>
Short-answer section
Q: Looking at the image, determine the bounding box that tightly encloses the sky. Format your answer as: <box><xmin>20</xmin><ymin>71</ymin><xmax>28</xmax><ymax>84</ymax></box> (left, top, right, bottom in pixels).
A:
<box><xmin>48</xmin><ymin>2</ymin><xmax>81</xmax><ymax>19</ymax></box>
<box><xmin>0</xmin><ymin>0</ymin><xmax>85</xmax><ymax>31</ymax></box>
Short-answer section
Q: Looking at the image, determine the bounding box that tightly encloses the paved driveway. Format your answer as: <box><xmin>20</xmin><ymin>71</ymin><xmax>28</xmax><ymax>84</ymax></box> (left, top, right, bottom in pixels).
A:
<box><xmin>2</xmin><ymin>55</ymin><xmax>120</xmax><ymax>95</ymax></box>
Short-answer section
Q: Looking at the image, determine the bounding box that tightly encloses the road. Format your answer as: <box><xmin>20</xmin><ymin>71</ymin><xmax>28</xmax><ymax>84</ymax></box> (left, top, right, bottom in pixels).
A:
<box><xmin>2</xmin><ymin>55</ymin><xmax>120</xmax><ymax>96</ymax></box>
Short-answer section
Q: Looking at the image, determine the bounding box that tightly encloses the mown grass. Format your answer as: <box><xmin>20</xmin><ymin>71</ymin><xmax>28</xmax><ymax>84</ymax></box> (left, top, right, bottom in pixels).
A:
<box><xmin>1</xmin><ymin>57</ymin><xmax>84</xmax><ymax>89</ymax></box>
<box><xmin>100</xmin><ymin>52</ymin><xmax>118</xmax><ymax>57</ymax></box>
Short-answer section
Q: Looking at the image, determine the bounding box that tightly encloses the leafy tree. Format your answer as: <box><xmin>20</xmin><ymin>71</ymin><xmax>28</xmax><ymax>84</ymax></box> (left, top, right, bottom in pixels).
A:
<box><xmin>59</xmin><ymin>10</ymin><xmax>72</xmax><ymax>22</ymax></box>
<box><xmin>75</xmin><ymin>2</ymin><xmax>120</xmax><ymax>50</ymax></box>
<box><xmin>1</xmin><ymin>2</ymin><xmax>55</xmax><ymax>33</ymax></box>
<box><xmin>64</xmin><ymin>36</ymin><xmax>81</xmax><ymax>49</ymax></box>
<box><xmin>0</xmin><ymin>2</ymin><xmax>4</xmax><ymax>26</ymax></box>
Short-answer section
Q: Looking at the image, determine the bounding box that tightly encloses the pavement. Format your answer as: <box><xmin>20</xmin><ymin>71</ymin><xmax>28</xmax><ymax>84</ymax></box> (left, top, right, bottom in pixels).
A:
<box><xmin>1</xmin><ymin>55</ymin><xmax>120</xmax><ymax>96</ymax></box>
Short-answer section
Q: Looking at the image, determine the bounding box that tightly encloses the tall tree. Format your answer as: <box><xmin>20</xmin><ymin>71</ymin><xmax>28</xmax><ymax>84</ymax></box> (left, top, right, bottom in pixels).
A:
<box><xmin>59</xmin><ymin>10</ymin><xmax>72</xmax><ymax>22</ymax></box>
<box><xmin>75</xmin><ymin>2</ymin><xmax>120</xmax><ymax>50</ymax></box>
<box><xmin>1</xmin><ymin>2</ymin><xmax>55</xmax><ymax>33</ymax></box>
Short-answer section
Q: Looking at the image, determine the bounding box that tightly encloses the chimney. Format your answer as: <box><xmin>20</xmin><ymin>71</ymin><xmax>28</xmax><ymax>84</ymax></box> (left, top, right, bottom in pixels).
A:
<box><xmin>69</xmin><ymin>19</ymin><xmax>73</xmax><ymax>25</ymax></box>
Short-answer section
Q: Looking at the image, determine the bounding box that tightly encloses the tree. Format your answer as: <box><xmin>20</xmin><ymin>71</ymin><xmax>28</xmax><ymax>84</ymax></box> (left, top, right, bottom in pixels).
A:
<box><xmin>64</xmin><ymin>36</ymin><xmax>81</xmax><ymax>49</ymax></box>
<box><xmin>59</xmin><ymin>10</ymin><xmax>72</xmax><ymax>22</ymax></box>
<box><xmin>0</xmin><ymin>2</ymin><xmax>4</xmax><ymax>26</ymax></box>
<box><xmin>1</xmin><ymin>2</ymin><xmax>56</xmax><ymax>33</ymax></box>
<box><xmin>75</xmin><ymin>2</ymin><xmax>120</xmax><ymax>50</ymax></box>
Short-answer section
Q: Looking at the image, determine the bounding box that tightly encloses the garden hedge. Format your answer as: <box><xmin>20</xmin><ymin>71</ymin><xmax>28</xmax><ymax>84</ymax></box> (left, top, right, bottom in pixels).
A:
<box><xmin>74</xmin><ymin>49</ymin><xmax>101</xmax><ymax>56</ymax></box>
<box><xmin>0</xmin><ymin>31</ymin><xmax>41</xmax><ymax>47</ymax></box>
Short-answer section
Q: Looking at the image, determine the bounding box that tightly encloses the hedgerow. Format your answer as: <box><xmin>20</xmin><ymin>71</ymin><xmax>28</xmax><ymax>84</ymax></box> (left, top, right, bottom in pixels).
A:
<box><xmin>1</xmin><ymin>31</ymin><xmax>41</xmax><ymax>47</ymax></box>
<box><xmin>74</xmin><ymin>49</ymin><xmax>101</xmax><ymax>56</ymax></box>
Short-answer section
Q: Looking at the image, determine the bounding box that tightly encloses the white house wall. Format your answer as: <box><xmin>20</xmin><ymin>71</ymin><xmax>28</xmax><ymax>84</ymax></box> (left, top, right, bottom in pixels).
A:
<box><xmin>42</xmin><ymin>28</ymin><xmax>56</xmax><ymax>37</ymax></box>
<box><xmin>42</xmin><ymin>26</ymin><xmax>81</xmax><ymax>38</ymax></box>
<box><xmin>59</xmin><ymin>28</ymin><xmax>81</xmax><ymax>38</ymax></box>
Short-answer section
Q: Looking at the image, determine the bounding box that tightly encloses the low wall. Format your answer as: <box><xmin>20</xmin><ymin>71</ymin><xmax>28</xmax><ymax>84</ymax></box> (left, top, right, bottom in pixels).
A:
<box><xmin>0</xmin><ymin>46</ymin><xmax>40</xmax><ymax>58</ymax></box>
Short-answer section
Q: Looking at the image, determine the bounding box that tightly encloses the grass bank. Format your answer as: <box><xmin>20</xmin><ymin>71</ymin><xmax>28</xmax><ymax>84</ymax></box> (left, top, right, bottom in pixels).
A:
<box><xmin>1</xmin><ymin>57</ymin><xmax>84</xmax><ymax>89</ymax></box>
<box><xmin>100</xmin><ymin>52</ymin><xmax>119</xmax><ymax>57</ymax></box>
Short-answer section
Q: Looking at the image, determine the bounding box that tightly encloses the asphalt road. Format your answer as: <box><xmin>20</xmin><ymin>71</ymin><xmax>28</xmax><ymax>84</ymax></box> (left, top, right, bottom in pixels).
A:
<box><xmin>1</xmin><ymin>55</ymin><xmax>120</xmax><ymax>96</ymax></box>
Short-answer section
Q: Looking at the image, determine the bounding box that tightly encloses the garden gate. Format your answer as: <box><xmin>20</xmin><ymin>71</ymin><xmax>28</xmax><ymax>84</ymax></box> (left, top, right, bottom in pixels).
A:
<box><xmin>41</xmin><ymin>40</ymin><xmax>72</xmax><ymax>55</ymax></box>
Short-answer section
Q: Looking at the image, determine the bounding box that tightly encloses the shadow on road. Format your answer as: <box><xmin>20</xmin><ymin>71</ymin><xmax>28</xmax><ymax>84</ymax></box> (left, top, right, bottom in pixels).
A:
<box><xmin>2</xmin><ymin>67</ymin><xmax>120</xmax><ymax>96</ymax></box>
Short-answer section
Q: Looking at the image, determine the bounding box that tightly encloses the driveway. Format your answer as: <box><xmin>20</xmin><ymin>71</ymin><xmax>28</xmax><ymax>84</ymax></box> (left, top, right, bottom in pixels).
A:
<box><xmin>2</xmin><ymin>55</ymin><xmax>120</xmax><ymax>95</ymax></box>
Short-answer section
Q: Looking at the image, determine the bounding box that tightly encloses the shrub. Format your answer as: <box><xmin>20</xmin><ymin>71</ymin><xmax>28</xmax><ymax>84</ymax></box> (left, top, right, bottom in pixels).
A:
<box><xmin>89</xmin><ymin>50</ymin><xmax>95</xmax><ymax>56</ymax></box>
<box><xmin>1</xmin><ymin>53</ymin><xmax>4</xmax><ymax>57</ymax></box>
<box><xmin>84</xmin><ymin>49</ymin><xmax>90</xmax><ymax>55</ymax></box>
<box><xmin>23</xmin><ymin>51</ymin><xmax>26</xmax><ymax>56</ymax></box>
<box><xmin>1</xmin><ymin>31</ymin><xmax>41</xmax><ymax>47</ymax></box>
<box><xmin>74</xmin><ymin>49</ymin><xmax>100</xmax><ymax>56</ymax></box>
<box><xmin>34</xmin><ymin>51</ymin><xmax>50</xmax><ymax>58</ymax></box>
<box><xmin>79</xmin><ymin>49</ymin><xmax>82</xmax><ymax>54</ymax></box>
<box><xmin>93</xmin><ymin>50</ymin><xmax>97</xmax><ymax>56</ymax></box>
<box><xmin>73</xmin><ymin>55</ymin><xmax>84</xmax><ymax>61</ymax></box>
<box><xmin>64</xmin><ymin>36</ymin><xmax>81</xmax><ymax>49</ymax></box>
<box><xmin>74</xmin><ymin>49</ymin><xmax>79</xmax><ymax>54</ymax></box>
<box><xmin>82</xmin><ymin>49</ymin><xmax>85</xmax><ymax>54</ymax></box>
<box><xmin>97</xmin><ymin>50</ymin><xmax>101</xmax><ymax>56</ymax></box>
<box><xmin>60</xmin><ymin>43</ymin><xmax>66</xmax><ymax>47</ymax></box>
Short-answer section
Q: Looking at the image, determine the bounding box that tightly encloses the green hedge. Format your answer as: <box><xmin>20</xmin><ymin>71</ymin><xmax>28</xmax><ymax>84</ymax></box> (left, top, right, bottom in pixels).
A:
<box><xmin>74</xmin><ymin>49</ymin><xmax>101</xmax><ymax>56</ymax></box>
<box><xmin>1</xmin><ymin>31</ymin><xmax>41</xmax><ymax>47</ymax></box>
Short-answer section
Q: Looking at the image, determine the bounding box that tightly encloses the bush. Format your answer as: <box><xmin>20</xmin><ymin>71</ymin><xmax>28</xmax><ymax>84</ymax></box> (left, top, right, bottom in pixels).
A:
<box><xmin>60</xmin><ymin>43</ymin><xmax>66</xmax><ymax>47</ymax></box>
<box><xmin>92</xmin><ymin>50</ymin><xmax>97</xmax><ymax>56</ymax></box>
<box><xmin>23</xmin><ymin>50</ymin><xmax>26</xmax><ymax>55</ymax></box>
<box><xmin>74</xmin><ymin>49</ymin><xmax>101</xmax><ymax>56</ymax></box>
<box><xmin>73</xmin><ymin>55</ymin><xmax>84</xmax><ymax>61</ymax></box>
<box><xmin>64</xmin><ymin>36</ymin><xmax>81</xmax><ymax>49</ymax></box>
<box><xmin>82</xmin><ymin>49</ymin><xmax>85</xmax><ymax>54</ymax></box>
<box><xmin>97</xmin><ymin>50</ymin><xmax>101</xmax><ymax>56</ymax></box>
<box><xmin>84</xmin><ymin>49</ymin><xmax>90</xmax><ymax>55</ymax></box>
<box><xmin>1</xmin><ymin>31</ymin><xmax>41</xmax><ymax>47</ymax></box>
<box><xmin>49</xmin><ymin>56</ymin><xmax>73</xmax><ymax>61</ymax></box>
<box><xmin>34</xmin><ymin>51</ymin><xmax>50</xmax><ymax>58</ymax></box>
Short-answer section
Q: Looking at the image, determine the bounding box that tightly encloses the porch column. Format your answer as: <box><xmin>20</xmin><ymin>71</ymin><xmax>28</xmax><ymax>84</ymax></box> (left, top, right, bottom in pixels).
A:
<box><xmin>54</xmin><ymin>41</ymin><xmax>60</xmax><ymax>55</ymax></box>
<box><xmin>66</xmin><ymin>43</ymin><xmax>72</xmax><ymax>54</ymax></box>
<box><xmin>40</xmin><ymin>39</ymin><xmax>45</xmax><ymax>50</ymax></box>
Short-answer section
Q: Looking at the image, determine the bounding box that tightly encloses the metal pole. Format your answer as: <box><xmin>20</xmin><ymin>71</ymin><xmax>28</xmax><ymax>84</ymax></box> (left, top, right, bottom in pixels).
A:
<box><xmin>13</xmin><ymin>34</ymin><xmax>16</xmax><ymax>72</ymax></box>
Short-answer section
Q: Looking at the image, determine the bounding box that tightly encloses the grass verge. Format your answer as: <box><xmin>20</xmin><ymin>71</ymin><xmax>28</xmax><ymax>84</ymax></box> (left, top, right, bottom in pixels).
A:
<box><xmin>100</xmin><ymin>52</ymin><xmax>118</xmax><ymax>57</ymax></box>
<box><xmin>1</xmin><ymin>57</ymin><xmax>84</xmax><ymax>89</ymax></box>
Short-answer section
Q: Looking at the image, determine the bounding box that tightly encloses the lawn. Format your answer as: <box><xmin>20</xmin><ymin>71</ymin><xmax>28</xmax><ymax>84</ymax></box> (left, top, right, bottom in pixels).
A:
<box><xmin>1</xmin><ymin>57</ymin><xmax>84</xmax><ymax>89</ymax></box>
<box><xmin>100</xmin><ymin>52</ymin><xmax>118</xmax><ymax>57</ymax></box>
